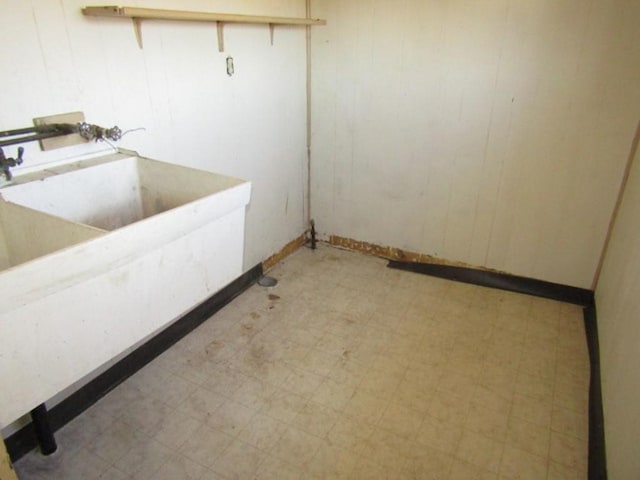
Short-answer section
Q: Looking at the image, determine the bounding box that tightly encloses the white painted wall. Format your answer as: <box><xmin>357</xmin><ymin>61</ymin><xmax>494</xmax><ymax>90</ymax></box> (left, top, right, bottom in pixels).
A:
<box><xmin>310</xmin><ymin>0</ymin><xmax>640</xmax><ymax>288</ymax></box>
<box><xmin>595</xmin><ymin>137</ymin><xmax>640</xmax><ymax>480</ymax></box>
<box><xmin>0</xmin><ymin>0</ymin><xmax>309</xmax><ymax>269</ymax></box>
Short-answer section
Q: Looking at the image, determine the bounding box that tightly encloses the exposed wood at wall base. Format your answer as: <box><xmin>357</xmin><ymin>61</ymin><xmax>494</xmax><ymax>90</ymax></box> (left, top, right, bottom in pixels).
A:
<box><xmin>0</xmin><ymin>438</ymin><xmax>18</xmax><ymax>480</ymax></box>
<box><xmin>4</xmin><ymin>263</ymin><xmax>262</xmax><ymax>462</ymax></box>
<box><xmin>328</xmin><ymin>235</ymin><xmax>502</xmax><ymax>269</ymax></box>
<box><xmin>583</xmin><ymin>306</ymin><xmax>608</xmax><ymax>480</ymax></box>
<box><xmin>262</xmin><ymin>234</ymin><xmax>307</xmax><ymax>271</ymax></box>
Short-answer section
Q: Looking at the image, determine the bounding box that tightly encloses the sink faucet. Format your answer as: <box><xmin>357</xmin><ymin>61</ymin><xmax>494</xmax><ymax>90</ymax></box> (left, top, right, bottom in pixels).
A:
<box><xmin>0</xmin><ymin>121</ymin><xmax>124</xmax><ymax>182</ymax></box>
<box><xmin>0</xmin><ymin>146</ymin><xmax>24</xmax><ymax>181</ymax></box>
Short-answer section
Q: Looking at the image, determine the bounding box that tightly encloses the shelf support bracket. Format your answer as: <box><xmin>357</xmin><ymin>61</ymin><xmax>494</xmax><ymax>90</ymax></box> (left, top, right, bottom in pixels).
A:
<box><xmin>269</xmin><ymin>23</ymin><xmax>275</xmax><ymax>46</ymax></box>
<box><xmin>132</xmin><ymin>17</ymin><xmax>143</xmax><ymax>48</ymax></box>
<box><xmin>216</xmin><ymin>22</ymin><xmax>225</xmax><ymax>52</ymax></box>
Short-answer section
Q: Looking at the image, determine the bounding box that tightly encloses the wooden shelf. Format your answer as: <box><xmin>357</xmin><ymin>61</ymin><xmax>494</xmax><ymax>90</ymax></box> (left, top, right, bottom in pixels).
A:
<box><xmin>82</xmin><ymin>5</ymin><xmax>326</xmax><ymax>51</ymax></box>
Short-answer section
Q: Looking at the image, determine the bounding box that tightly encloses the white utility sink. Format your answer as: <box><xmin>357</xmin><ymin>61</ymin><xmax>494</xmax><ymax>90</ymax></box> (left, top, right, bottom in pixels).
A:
<box><xmin>0</xmin><ymin>151</ymin><xmax>251</xmax><ymax>429</ymax></box>
<box><xmin>1</xmin><ymin>153</ymin><xmax>245</xmax><ymax>230</ymax></box>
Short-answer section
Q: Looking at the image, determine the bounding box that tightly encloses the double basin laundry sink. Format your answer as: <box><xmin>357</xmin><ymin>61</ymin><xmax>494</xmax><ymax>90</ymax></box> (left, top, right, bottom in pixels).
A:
<box><xmin>0</xmin><ymin>151</ymin><xmax>250</xmax><ymax>428</ymax></box>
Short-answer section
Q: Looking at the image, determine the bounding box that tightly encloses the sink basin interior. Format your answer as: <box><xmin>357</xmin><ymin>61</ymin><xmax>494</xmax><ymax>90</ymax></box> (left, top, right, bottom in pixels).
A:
<box><xmin>1</xmin><ymin>155</ymin><xmax>245</xmax><ymax>231</ymax></box>
<box><xmin>0</xmin><ymin>201</ymin><xmax>104</xmax><ymax>271</ymax></box>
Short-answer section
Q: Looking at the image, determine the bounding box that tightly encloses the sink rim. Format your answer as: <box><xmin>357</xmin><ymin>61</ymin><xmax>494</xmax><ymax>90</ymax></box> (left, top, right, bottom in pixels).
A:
<box><xmin>0</xmin><ymin>151</ymin><xmax>251</xmax><ymax>316</ymax></box>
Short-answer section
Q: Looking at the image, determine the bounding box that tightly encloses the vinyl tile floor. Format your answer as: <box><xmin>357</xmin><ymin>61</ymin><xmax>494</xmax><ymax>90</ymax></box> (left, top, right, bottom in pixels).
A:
<box><xmin>14</xmin><ymin>245</ymin><xmax>590</xmax><ymax>479</ymax></box>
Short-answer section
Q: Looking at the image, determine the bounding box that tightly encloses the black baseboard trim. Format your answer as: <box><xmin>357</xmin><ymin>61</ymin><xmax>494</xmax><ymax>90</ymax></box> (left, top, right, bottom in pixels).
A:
<box><xmin>5</xmin><ymin>263</ymin><xmax>262</xmax><ymax>462</ymax></box>
<box><xmin>583</xmin><ymin>306</ymin><xmax>608</xmax><ymax>480</ymax></box>
<box><xmin>387</xmin><ymin>261</ymin><xmax>595</xmax><ymax>307</ymax></box>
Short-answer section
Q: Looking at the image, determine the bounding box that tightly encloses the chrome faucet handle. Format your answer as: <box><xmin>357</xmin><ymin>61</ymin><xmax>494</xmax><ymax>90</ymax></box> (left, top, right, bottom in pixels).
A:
<box><xmin>0</xmin><ymin>146</ymin><xmax>25</xmax><ymax>181</ymax></box>
<box><xmin>15</xmin><ymin>146</ymin><xmax>24</xmax><ymax>165</ymax></box>
<box><xmin>76</xmin><ymin>122</ymin><xmax>122</xmax><ymax>142</ymax></box>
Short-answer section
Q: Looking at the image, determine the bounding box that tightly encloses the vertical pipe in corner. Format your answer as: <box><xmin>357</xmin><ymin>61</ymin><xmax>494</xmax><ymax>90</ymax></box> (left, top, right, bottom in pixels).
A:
<box><xmin>304</xmin><ymin>0</ymin><xmax>312</xmax><ymax>228</ymax></box>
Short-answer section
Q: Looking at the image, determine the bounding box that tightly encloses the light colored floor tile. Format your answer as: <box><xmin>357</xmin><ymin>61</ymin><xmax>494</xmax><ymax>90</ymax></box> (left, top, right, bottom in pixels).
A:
<box><xmin>231</xmin><ymin>374</ymin><xmax>277</xmax><ymax>410</ymax></box>
<box><xmin>210</xmin><ymin>439</ymin><xmax>265</xmax><ymax>480</ymax></box>
<box><xmin>514</xmin><ymin>370</ymin><xmax>554</xmax><ymax>403</ymax></box>
<box><xmin>93</xmin><ymin>383</ymin><xmax>146</xmax><ymax>420</ymax></box>
<box><xmin>205</xmin><ymin>399</ymin><xmax>258</xmax><ymax>436</ymax></box>
<box><xmin>314</xmin><ymin>331</ymin><xmax>354</xmax><ymax>357</ymax></box>
<box><xmin>97</xmin><ymin>466</ymin><xmax>130</xmax><ymax>479</ymax></box>
<box><xmin>449</xmin><ymin>459</ymin><xmax>498</xmax><ymax>480</ymax></box>
<box><xmin>13</xmin><ymin>245</ymin><xmax>589</xmax><ymax>480</ymax></box>
<box><xmin>259</xmin><ymin>388</ymin><xmax>308</xmax><ymax>423</ymax></box>
<box><xmin>150</xmin><ymin>453</ymin><xmax>206</xmax><ymax>480</ymax></box>
<box><xmin>470</xmin><ymin>383</ymin><xmax>512</xmax><ymax>414</ymax></box>
<box><xmin>455</xmin><ymin>429</ymin><xmax>505</xmax><ymax>474</ymax></box>
<box><xmin>553</xmin><ymin>376</ymin><xmax>589</xmax><ymax>414</ymax></box>
<box><xmin>350</xmin><ymin>457</ymin><xmax>407</xmax><ymax>480</ymax></box>
<box><xmin>436</xmin><ymin>370</ymin><xmax>478</xmax><ymax>400</ymax></box>
<box><xmin>236</xmin><ymin>412</ymin><xmax>288</xmax><ymax>451</ymax></box>
<box><xmin>149</xmin><ymin>409</ymin><xmax>202</xmax><ymax>449</ymax></box>
<box><xmin>359</xmin><ymin>428</ymin><xmax>412</xmax><ymax>472</ymax></box>
<box><xmin>499</xmin><ymin>445</ymin><xmax>548</xmax><ymax>479</ymax></box>
<box><xmin>551</xmin><ymin>404</ymin><xmax>588</xmax><ymax>440</ymax></box>
<box><xmin>298</xmin><ymin>348</ymin><xmax>341</xmax><ymax>376</ymax></box>
<box><xmin>281</xmin><ymin>367</ymin><xmax>325</xmax><ymax>397</ymax></box>
<box><xmin>546</xmin><ymin>459</ymin><xmax>587</xmax><ymax>480</ymax></box>
<box><xmin>511</xmin><ymin>392</ymin><xmax>552</xmax><ymax>428</ymax></box>
<box><xmin>377</xmin><ymin>401</ymin><xmax>425</xmax><ymax>439</ymax></box>
<box><xmin>252</xmin><ymin>359</ymin><xmax>297</xmax><ymax>387</ymax></box>
<box><xmin>427</xmin><ymin>392</ymin><xmax>470</xmax><ymax>427</ymax></box>
<box><xmin>118</xmin><ymin>393</ymin><xmax>173</xmax><ymax>438</ymax></box>
<box><xmin>519</xmin><ymin>350</ymin><xmax>556</xmax><ymax>384</ymax></box>
<box><xmin>270</xmin><ymin>426</ymin><xmax>323</xmax><ymax>469</ymax></box>
<box><xmin>464</xmin><ymin>402</ymin><xmax>510</xmax><ymax>442</ymax></box>
<box><xmin>505</xmin><ymin>415</ymin><xmax>550</xmax><ymax>458</ymax></box>
<box><xmin>548</xmin><ymin>431</ymin><xmax>588</xmax><ymax>471</ymax></box>
<box><xmin>254</xmin><ymin>455</ymin><xmax>304</xmax><ymax>480</ymax></box>
<box><xmin>311</xmin><ymin>376</ymin><xmax>357</xmax><ymax>411</ymax></box>
<box><xmin>54</xmin><ymin>405</ymin><xmax>115</xmax><ymax>456</ymax></box>
<box><xmin>202</xmin><ymin>367</ymin><xmax>246</xmax><ymax>398</ymax></box>
<box><xmin>85</xmin><ymin>420</ymin><xmax>148</xmax><ymax>464</ymax></box>
<box><xmin>15</xmin><ymin>447</ymin><xmax>110</xmax><ymax>480</ymax></box>
<box><xmin>415</xmin><ymin>412</ymin><xmax>464</xmax><ymax>455</ymax></box>
<box><xmin>327</xmin><ymin>356</ymin><xmax>369</xmax><ymax>387</ymax></box>
<box><xmin>392</xmin><ymin>378</ymin><xmax>434</xmax><ymax>414</ymax></box>
<box><xmin>291</xmin><ymin>400</ymin><xmax>340</xmax><ymax>437</ymax></box>
<box><xmin>342</xmin><ymin>388</ymin><xmax>390</xmax><ymax>424</ymax></box>
<box><xmin>358</xmin><ymin>367</ymin><xmax>404</xmax><ymax>399</ymax></box>
<box><xmin>131</xmin><ymin>365</ymin><xmax>198</xmax><ymax>408</ymax></box>
<box><xmin>177</xmin><ymin>424</ymin><xmax>235</xmax><ymax>467</ymax></box>
<box><xmin>307</xmin><ymin>441</ymin><xmax>359</xmax><ymax>479</ymax></box>
<box><xmin>113</xmin><ymin>438</ymin><xmax>172</xmax><ymax>479</ymax></box>
<box><xmin>198</xmin><ymin>467</ymin><xmax>226</xmax><ymax>480</ymax></box>
<box><xmin>175</xmin><ymin>386</ymin><xmax>226</xmax><ymax>423</ymax></box>
<box><xmin>59</xmin><ymin>451</ymin><xmax>111</xmax><ymax>480</ymax></box>
<box><xmin>401</xmin><ymin>443</ymin><xmax>454</xmax><ymax>479</ymax></box>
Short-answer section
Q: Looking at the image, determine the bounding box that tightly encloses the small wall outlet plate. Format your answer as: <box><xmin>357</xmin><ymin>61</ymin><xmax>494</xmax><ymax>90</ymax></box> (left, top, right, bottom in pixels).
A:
<box><xmin>226</xmin><ymin>56</ymin><xmax>234</xmax><ymax>76</ymax></box>
<box><xmin>33</xmin><ymin>111</ymin><xmax>85</xmax><ymax>151</ymax></box>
